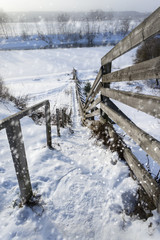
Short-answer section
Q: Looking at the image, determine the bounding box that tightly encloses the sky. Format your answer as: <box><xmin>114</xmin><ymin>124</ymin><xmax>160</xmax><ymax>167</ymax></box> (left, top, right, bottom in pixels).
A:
<box><xmin>0</xmin><ymin>0</ymin><xmax>159</xmax><ymax>13</ymax></box>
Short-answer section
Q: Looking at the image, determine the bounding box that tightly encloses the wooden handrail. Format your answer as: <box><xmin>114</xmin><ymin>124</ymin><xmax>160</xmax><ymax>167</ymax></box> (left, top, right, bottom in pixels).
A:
<box><xmin>1</xmin><ymin>100</ymin><xmax>49</xmax><ymax>129</ymax></box>
<box><xmin>0</xmin><ymin>100</ymin><xmax>52</xmax><ymax>204</ymax></box>
<box><xmin>85</xmin><ymin>68</ymin><xmax>102</xmax><ymax>104</ymax></box>
<box><xmin>85</xmin><ymin>109</ymin><xmax>100</xmax><ymax>118</ymax></box>
<box><xmin>101</xmin><ymin>87</ymin><xmax>160</xmax><ymax>119</ymax></box>
<box><xmin>85</xmin><ymin>82</ymin><xmax>102</xmax><ymax>109</ymax></box>
<box><xmin>86</xmin><ymin>97</ymin><xmax>101</xmax><ymax>112</ymax></box>
<box><xmin>102</xmin><ymin>56</ymin><xmax>160</xmax><ymax>83</ymax></box>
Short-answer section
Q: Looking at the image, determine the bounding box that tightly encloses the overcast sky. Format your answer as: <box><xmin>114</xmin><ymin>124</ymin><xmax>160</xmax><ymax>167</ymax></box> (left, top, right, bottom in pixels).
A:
<box><xmin>0</xmin><ymin>0</ymin><xmax>159</xmax><ymax>12</ymax></box>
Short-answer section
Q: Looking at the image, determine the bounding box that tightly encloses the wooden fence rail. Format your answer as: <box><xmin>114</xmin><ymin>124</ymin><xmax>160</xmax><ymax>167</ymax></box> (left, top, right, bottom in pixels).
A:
<box><xmin>79</xmin><ymin>7</ymin><xmax>160</xmax><ymax>212</ymax></box>
<box><xmin>0</xmin><ymin>100</ymin><xmax>52</xmax><ymax>204</ymax></box>
<box><xmin>73</xmin><ymin>68</ymin><xmax>85</xmax><ymax>119</ymax></box>
<box><xmin>101</xmin><ymin>88</ymin><xmax>160</xmax><ymax>119</ymax></box>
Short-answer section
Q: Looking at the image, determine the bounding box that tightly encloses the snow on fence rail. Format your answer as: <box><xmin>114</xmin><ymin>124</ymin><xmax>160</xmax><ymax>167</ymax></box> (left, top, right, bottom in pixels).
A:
<box><xmin>0</xmin><ymin>100</ymin><xmax>52</xmax><ymax>204</ymax></box>
<box><xmin>79</xmin><ymin>7</ymin><xmax>160</xmax><ymax>212</ymax></box>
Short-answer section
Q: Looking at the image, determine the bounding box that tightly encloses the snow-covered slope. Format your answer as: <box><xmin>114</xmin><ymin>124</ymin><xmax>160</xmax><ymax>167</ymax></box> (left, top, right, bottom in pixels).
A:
<box><xmin>0</xmin><ymin>47</ymin><xmax>160</xmax><ymax>239</ymax></box>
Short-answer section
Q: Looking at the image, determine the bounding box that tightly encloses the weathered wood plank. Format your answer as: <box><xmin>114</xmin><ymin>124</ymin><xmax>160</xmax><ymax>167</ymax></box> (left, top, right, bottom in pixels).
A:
<box><xmin>76</xmin><ymin>89</ymin><xmax>84</xmax><ymax>118</ymax></box>
<box><xmin>102</xmin><ymin>56</ymin><xmax>160</xmax><ymax>83</ymax></box>
<box><xmin>45</xmin><ymin>101</ymin><xmax>52</xmax><ymax>148</ymax></box>
<box><xmin>123</xmin><ymin>148</ymin><xmax>160</xmax><ymax>212</ymax></box>
<box><xmin>85</xmin><ymin>68</ymin><xmax>102</xmax><ymax>103</ymax></box>
<box><xmin>100</xmin><ymin>62</ymin><xmax>112</xmax><ymax>122</ymax></box>
<box><xmin>56</xmin><ymin>109</ymin><xmax>60</xmax><ymax>137</ymax></box>
<box><xmin>79</xmin><ymin>99</ymin><xmax>84</xmax><ymax>118</ymax></box>
<box><xmin>100</xmin><ymin>102</ymin><xmax>160</xmax><ymax>165</ymax></box>
<box><xmin>101</xmin><ymin>87</ymin><xmax>160</xmax><ymax>119</ymax></box>
<box><xmin>86</xmin><ymin>97</ymin><xmax>101</xmax><ymax>112</ymax></box>
<box><xmin>86</xmin><ymin>109</ymin><xmax>100</xmax><ymax>118</ymax></box>
<box><xmin>101</xmin><ymin>7</ymin><xmax>160</xmax><ymax>65</ymax></box>
<box><xmin>61</xmin><ymin>109</ymin><xmax>65</xmax><ymax>128</ymax></box>
<box><xmin>73</xmin><ymin>68</ymin><xmax>78</xmax><ymax>80</ymax></box>
<box><xmin>85</xmin><ymin>82</ymin><xmax>102</xmax><ymax>109</ymax></box>
<box><xmin>75</xmin><ymin>81</ymin><xmax>85</xmax><ymax>106</ymax></box>
<box><xmin>0</xmin><ymin>100</ymin><xmax>53</xmax><ymax>149</ymax></box>
<box><xmin>6</xmin><ymin>120</ymin><xmax>33</xmax><ymax>203</ymax></box>
<box><xmin>0</xmin><ymin>100</ymin><xmax>48</xmax><ymax>130</ymax></box>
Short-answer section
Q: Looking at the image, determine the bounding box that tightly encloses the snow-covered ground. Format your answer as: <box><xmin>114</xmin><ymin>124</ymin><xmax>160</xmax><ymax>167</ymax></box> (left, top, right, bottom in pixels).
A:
<box><xmin>0</xmin><ymin>47</ymin><xmax>160</xmax><ymax>239</ymax></box>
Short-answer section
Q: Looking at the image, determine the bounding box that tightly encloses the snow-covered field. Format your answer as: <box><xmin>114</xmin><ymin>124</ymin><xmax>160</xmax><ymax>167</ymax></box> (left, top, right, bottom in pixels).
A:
<box><xmin>0</xmin><ymin>47</ymin><xmax>160</xmax><ymax>239</ymax></box>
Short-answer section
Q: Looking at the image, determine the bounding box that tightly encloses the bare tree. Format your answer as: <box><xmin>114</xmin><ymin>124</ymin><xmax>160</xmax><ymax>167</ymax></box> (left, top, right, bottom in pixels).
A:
<box><xmin>85</xmin><ymin>18</ymin><xmax>96</xmax><ymax>46</ymax></box>
<box><xmin>135</xmin><ymin>37</ymin><xmax>160</xmax><ymax>86</ymax></box>
<box><xmin>120</xmin><ymin>18</ymin><xmax>130</xmax><ymax>36</ymax></box>
<box><xmin>88</xmin><ymin>10</ymin><xmax>106</xmax><ymax>21</ymax></box>
<box><xmin>57</xmin><ymin>13</ymin><xmax>70</xmax><ymax>22</ymax></box>
<box><xmin>0</xmin><ymin>9</ymin><xmax>8</xmax><ymax>38</ymax></box>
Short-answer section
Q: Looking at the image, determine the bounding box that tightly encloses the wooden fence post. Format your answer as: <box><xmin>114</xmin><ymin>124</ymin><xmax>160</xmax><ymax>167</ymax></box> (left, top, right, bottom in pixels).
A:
<box><xmin>45</xmin><ymin>101</ymin><xmax>52</xmax><ymax>149</ymax></box>
<box><xmin>56</xmin><ymin>109</ymin><xmax>60</xmax><ymax>137</ymax></box>
<box><xmin>62</xmin><ymin>109</ymin><xmax>65</xmax><ymax>128</ymax></box>
<box><xmin>6</xmin><ymin>119</ymin><xmax>33</xmax><ymax>204</ymax></box>
<box><xmin>101</xmin><ymin>62</ymin><xmax>112</xmax><ymax>122</ymax></box>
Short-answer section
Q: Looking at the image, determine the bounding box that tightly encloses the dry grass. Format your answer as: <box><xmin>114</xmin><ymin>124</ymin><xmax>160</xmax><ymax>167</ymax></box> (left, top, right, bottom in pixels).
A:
<box><xmin>0</xmin><ymin>76</ymin><xmax>28</xmax><ymax>110</ymax></box>
<box><xmin>135</xmin><ymin>37</ymin><xmax>160</xmax><ymax>63</ymax></box>
<box><xmin>90</xmin><ymin>121</ymin><xmax>124</xmax><ymax>159</ymax></box>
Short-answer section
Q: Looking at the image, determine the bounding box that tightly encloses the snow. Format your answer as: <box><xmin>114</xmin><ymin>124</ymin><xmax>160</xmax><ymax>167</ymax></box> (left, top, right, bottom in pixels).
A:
<box><xmin>0</xmin><ymin>46</ymin><xmax>160</xmax><ymax>239</ymax></box>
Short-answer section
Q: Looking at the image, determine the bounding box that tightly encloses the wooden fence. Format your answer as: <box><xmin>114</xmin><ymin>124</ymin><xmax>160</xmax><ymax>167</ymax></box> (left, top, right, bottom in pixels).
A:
<box><xmin>0</xmin><ymin>97</ymin><xmax>73</xmax><ymax>204</ymax></box>
<box><xmin>55</xmin><ymin>108</ymin><xmax>72</xmax><ymax>137</ymax></box>
<box><xmin>77</xmin><ymin>7</ymin><xmax>160</xmax><ymax>212</ymax></box>
<box><xmin>0</xmin><ymin>100</ymin><xmax>52</xmax><ymax>204</ymax></box>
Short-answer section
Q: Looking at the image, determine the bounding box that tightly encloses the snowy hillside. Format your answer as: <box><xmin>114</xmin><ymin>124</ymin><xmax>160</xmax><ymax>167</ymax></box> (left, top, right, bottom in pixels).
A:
<box><xmin>0</xmin><ymin>47</ymin><xmax>160</xmax><ymax>239</ymax></box>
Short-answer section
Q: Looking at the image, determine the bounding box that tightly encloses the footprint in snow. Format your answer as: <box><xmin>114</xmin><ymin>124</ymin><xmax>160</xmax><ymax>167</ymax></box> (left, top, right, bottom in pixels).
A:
<box><xmin>0</xmin><ymin>167</ymin><xmax>5</xmax><ymax>173</ymax></box>
<box><xmin>2</xmin><ymin>180</ymin><xmax>16</xmax><ymax>189</ymax></box>
<box><xmin>33</xmin><ymin>78</ymin><xmax>41</xmax><ymax>81</ymax></box>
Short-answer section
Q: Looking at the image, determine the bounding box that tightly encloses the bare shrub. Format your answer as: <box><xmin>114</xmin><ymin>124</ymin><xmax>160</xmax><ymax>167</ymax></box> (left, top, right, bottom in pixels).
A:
<box><xmin>0</xmin><ymin>77</ymin><xmax>10</xmax><ymax>101</ymax></box>
<box><xmin>134</xmin><ymin>37</ymin><xmax>160</xmax><ymax>86</ymax></box>
<box><xmin>12</xmin><ymin>95</ymin><xmax>28</xmax><ymax>110</ymax></box>
<box><xmin>57</xmin><ymin>13</ymin><xmax>70</xmax><ymax>22</ymax></box>
<box><xmin>0</xmin><ymin>76</ymin><xmax>28</xmax><ymax>109</ymax></box>
<box><xmin>135</xmin><ymin>37</ymin><xmax>160</xmax><ymax>63</ymax></box>
<box><xmin>90</xmin><ymin>121</ymin><xmax>124</xmax><ymax>159</ymax></box>
<box><xmin>83</xmin><ymin>82</ymin><xmax>91</xmax><ymax>97</ymax></box>
<box><xmin>120</xmin><ymin>18</ymin><xmax>130</xmax><ymax>36</ymax></box>
<box><xmin>30</xmin><ymin>107</ymin><xmax>72</xmax><ymax>126</ymax></box>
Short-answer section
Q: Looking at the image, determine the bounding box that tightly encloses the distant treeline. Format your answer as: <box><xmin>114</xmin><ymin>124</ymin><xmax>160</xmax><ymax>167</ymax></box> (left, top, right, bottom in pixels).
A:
<box><xmin>1</xmin><ymin>10</ymin><xmax>149</xmax><ymax>23</ymax></box>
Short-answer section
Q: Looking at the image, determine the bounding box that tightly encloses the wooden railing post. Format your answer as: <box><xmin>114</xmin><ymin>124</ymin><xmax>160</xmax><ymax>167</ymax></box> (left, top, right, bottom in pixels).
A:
<box><xmin>62</xmin><ymin>109</ymin><xmax>65</xmax><ymax>128</ymax></box>
<box><xmin>88</xmin><ymin>99</ymin><xmax>94</xmax><ymax>121</ymax></box>
<box><xmin>6</xmin><ymin>119</ymin><xmax>33</xmax><ymax>204</ymax></box>
<box><xmin>45</xmin><ymin>100</ymin><xmax>52</xmax><ymax>149</ymax></box>
<box><xmin>56</xmin><ymin>109</ymin><xmax>60</xmax><ymax>137</ymax></box>
<box><xmin>101</xmin><ymin>62</ymin><xmax>112</xmax><ymax>122</ymax></box>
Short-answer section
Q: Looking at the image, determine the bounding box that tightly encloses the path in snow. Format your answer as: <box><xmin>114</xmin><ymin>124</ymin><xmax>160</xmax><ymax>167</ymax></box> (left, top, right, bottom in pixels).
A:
<box><xmin>46</xmin><ymin>82</ymin><xmax>138</xmax><ymax>239</ymax></box>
